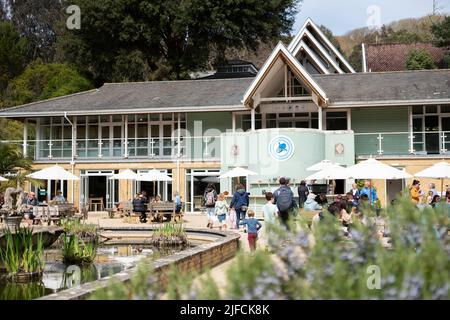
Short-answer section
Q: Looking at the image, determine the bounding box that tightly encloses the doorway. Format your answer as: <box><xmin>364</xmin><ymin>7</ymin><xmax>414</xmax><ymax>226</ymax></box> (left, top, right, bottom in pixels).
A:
<box><xmin>386</xmin><ymin>179</ymin><xmax>404</xmax><ymax>204</ymax></box>
<box><xmin>186</xmin><ymin>169</ymin><xmax>221</xmax><ymax>212</ymax></box>
<box><xmin>80</xmin><ymin>170</ymin><xmax>117</xmax><ymax>209</ymax></box>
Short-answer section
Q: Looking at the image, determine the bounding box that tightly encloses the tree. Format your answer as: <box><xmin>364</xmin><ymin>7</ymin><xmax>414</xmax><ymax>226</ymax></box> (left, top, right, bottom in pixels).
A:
<box><xmin>431</xmin><ymin>16</ymin><xmax>450</xmax><ymax>47</ymax></box>
<box><xmin>406</xmin><ymin>48</ymin><xmax>436</xmax><ymax>70</ymax></box>
<box><xmin>4</xmin><ymin>0</ymin><xmax>64</xmax><ymax>61</ymax></box>
<box><xmin>0</xmin><ymin>21</ymin><xmax>27</xmax><ymax>93</ymax></box>
<box><xmin>3</xmin><ymin>60</ymin><xmax>92</xmax><ymax>107</ymax></box>
<box><xmin>0</xmin><ymin>143</ymin><xmax>36</xmax><ymax>192</ymax></box>
<box><xmin>57</xmin><ymin>0</ymin><xmax>300</xmax><ymax>85</ymax></box>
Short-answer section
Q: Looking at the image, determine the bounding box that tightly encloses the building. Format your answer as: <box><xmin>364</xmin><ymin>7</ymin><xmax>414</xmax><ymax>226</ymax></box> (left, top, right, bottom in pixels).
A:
<box><xmin>1</xmin><ymin>18</ymin><xmax>449</xmax><ymax>210</ymax></box>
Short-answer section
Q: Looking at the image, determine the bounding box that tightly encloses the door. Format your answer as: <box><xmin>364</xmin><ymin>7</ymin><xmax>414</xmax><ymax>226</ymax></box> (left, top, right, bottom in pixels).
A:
<box><xmin>112</xmin><ymin>125</ymin><xmax>122</xmax><ymax>157</ymax></box>
<box><xmin>425</xmin><ymin>116</ymin><xmax>439</xmax><ymax>154</ymax></box>
<box><xmin>80</xmin><ymin>176</ymin><xmax>89</xmax><ymax>207</ymax></box>
<box><xmin>442</xmin><ymin>116</ymin><xmax>450</xmax><ymax>154</ymax></box>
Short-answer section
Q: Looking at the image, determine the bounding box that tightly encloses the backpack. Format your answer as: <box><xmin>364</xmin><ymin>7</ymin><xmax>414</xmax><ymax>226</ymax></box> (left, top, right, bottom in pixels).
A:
<box><xmin>205</xmin><ymin>191</ymin><xmax>216</xmax><ymax>206</ymax></box>
<box><xmin>276</xmin><ymin>187</ymin><xmax>293</xmax><ymax>212</ymax></box>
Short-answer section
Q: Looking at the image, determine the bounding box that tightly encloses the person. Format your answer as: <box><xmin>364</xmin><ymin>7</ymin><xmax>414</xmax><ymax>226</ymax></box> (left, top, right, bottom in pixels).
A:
<box><xmin>152</xmin><ymin>194</ymin><xmax>162</xmax><ymax>203</ymax></box>
<box><xmin>426</xmin><ymin>190</ymin><xmax>434</xmax><ymax>205</ymax></box>
<box><xmin>409</xmin><ymin>180</ymin><xmax>421</xmax><ymax>204</ymax></box>
<box><xmin>214</xmin><ymin>193</ymin><xmax>229</xmax><ymax>230</ymax></box>
<box><xmin>262</xmin><ymin>192</ymin><xmax>278</xmax><ymax>249</ymax></box>
<box><xmin>431</xmin><ymin>195</ymin><xmax>441</xmax><ymax>208</ymax></box>
<box><xmin>174</xmin><ymin>192</ymin><xmax>182</xmax><ymax>214</ymax></box>
<box><xmin>349</xmin><ymin>183</ymin><xmax>360</xmax><ymax>203</ymax></box>
<box><xmin>273</xmin><ymin>177</ymin><xmax>297</xmax><ymax>229</ymax></box>
<box><xmin>52</xmin><ymin>190</ymin><xmax>65</xmax><ymax>203</ymax></box>
<box><xmin>346</xmin><ymin>192</ymin><xmax>358</xmax><ymax>209</ymax></box>
<box><xmin>297</xmin><ymin>180</ymin><xmax>309</xmax><ymax>209</ymax></box>
<box><xmin>339</xmin><ymin>201</ymin><xmax>351</xmax><ymax>227</ymax></box>
<box><xmin>304</xmin><ymin>193</ymin><xmax>322</xmax><ymax>211</ymax></box>
<box><xmin>428</xmin><ymin>183</ymin><xmax>438</xmax><ymax>197</ymax></box>
<box><xmin>141</xmin><ymin>191</ymin><xmax>149</xmax><ymax>203</ymax></box>
<box><xmin>314</xmin><ymin>193</ymin><xmax>328</xmax><ymax>206</ymax></box>
<box><xmin>23</xmin><ymin>192</ymin><xmax>38</xmax><ymax>226</ymax></box>
<box><xmin>360</xmin><ymin>180</ymin><xmax>378</xmax><ymax>204</ymax></box>
<box><xmin>203</xmin><ymin>183</ymin><xmax>218</xmax><ymax>228</ymax></box>
<box><xmin>239</xmin><ymin>209</ymin><xmax>262</xmax><ymax>251</ymax></box>
<box><xmin>132</xmin><ymin>193</ymin><xmax>148</xmax><ymax>223</ymax></box>
<box><xmin>230</xmin><ymin>184</ymin><xmax>249</xmax><ymax>229</ymax></box>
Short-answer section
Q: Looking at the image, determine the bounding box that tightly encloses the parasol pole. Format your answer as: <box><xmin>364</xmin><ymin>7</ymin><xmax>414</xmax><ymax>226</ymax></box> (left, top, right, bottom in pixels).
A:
<box><xmin>441</xmin><ymin>177</ymin><xmax>444</xmax><ymax>198</ymax></box>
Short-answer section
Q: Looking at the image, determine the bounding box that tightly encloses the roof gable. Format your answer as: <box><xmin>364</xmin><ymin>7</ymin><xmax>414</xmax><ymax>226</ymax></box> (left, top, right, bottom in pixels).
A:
<box><xmin>288</xmin><ymin>18</ymin><xmax>355</xmax><ymax>74</ymax></box>
<box><xmin>242</xmin><ymin>42</ymin><xmax>328</xmax><ymax>107</ymax></box>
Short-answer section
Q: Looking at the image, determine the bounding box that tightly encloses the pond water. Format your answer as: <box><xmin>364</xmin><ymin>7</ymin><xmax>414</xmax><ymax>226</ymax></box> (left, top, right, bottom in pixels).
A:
<box><xmin>0</xmin><ymin>242</ymin><xmax>190</xmax><ymax>300</ymax></box>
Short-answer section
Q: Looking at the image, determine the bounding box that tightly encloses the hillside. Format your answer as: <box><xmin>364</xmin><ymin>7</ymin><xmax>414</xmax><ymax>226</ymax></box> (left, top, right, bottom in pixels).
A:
<box><xmin>336</xmin><ymin>14</ymin><xmax>446</xmax><ymax>58</ymax></box>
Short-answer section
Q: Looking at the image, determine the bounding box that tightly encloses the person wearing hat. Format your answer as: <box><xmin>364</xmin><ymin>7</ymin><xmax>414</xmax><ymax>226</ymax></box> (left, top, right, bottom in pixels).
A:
<box><xmin>410</xmin><ymin>180</ymin><xmax>421</xmax><ymax>204</ymax></box>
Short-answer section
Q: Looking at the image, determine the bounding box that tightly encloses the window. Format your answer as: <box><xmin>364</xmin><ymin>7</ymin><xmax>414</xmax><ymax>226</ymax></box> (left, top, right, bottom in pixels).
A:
<box><xmin>242</xmin><ymin>114</ymin><xmax>262</xmax><ymax>131</ymax></box>
<box><xmin>326</xmin><ymin>112</ymin><xmax>347</xmax><ymax>130</ymax></box>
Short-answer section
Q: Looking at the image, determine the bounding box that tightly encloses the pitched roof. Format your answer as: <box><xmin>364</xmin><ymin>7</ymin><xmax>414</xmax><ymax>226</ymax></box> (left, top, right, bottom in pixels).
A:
<box><xmin>0</xmin><ymin>78</ymin><xmax>253</xmax><ymax>117</ymax></box>
<box><xmin>365</xmin><ymin>42</ymin><xmax>447</xmax><ymax>72</ymax></box>
<box><xmin>312</xmin><ymin>69</ymin><xmax>450</xmax><ymax>106</ymax></box>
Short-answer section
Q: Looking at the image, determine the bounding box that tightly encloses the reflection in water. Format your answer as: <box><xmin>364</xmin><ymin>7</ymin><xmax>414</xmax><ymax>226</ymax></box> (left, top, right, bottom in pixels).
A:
<box><xmin>0</xmin><ymin>243</ymin><xmax>187</xmax><ymax>300</ymax></box>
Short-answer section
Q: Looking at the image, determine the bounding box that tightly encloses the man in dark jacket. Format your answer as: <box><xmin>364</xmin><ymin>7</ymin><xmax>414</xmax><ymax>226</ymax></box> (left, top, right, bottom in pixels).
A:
<box><xmin>230</xmin><ymin>184</ymin><xmax>250</xmax><ymax>228</ymax></box>
<box><xmin>274</xmin><ymin>177</ymin><xmax>297</xmax><ymax>230</ymax></box>
<box><xmin>133</xmin><ymin>193</ymin><xmax>148</xmax><ymax>223</ymax></box>
<box><xmin>297</xmin><ymin>180</ymin><xmax>309</xmax><ymax>208</ymax></box>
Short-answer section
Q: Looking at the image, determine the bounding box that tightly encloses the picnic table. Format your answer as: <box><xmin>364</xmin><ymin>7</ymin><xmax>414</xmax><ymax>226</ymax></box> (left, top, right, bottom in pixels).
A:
<box><xmin>33</xmin><ymin>203</ymin><xmax>79</xmax><ymax>226</ymax></box>
<box><xmin>148</xmin><ymin>202</ymin><xmax>183</xmax><ymax>223</ymax></box>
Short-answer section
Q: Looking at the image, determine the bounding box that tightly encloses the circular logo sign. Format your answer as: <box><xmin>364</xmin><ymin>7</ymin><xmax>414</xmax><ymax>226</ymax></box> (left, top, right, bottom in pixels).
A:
<box><xmin>268</xmin><ymin>135</ymin><xmax>295</xmax><ymax>161</ymax></box>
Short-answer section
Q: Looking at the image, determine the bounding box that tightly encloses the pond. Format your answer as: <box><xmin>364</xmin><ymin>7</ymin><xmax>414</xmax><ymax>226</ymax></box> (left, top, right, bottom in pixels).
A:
<box><xmin>0</xmin><ymin>241</ymin><xmax>191</xmax><ymax>300</ymax></box>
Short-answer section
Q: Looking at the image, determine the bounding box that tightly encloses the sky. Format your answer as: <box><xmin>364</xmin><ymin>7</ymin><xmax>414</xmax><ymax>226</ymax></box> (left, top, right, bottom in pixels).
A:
<box><xmin>293</xmin><ymin>0</ymin><xmax>450</xmax><ymax>35</ymax></box>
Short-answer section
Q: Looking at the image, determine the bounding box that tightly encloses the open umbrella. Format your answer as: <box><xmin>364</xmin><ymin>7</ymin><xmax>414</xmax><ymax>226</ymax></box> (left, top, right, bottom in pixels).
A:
<box><xmin>306</xmin><ymin>159</ymin><xmax>337</xmax><ymax>171</ymax></box>
<box><xmin>305</xmin><ymin>164</ymin><xmax>349</xmax><ymax>181</ymax></box>
<box><xmin>219</xmin><ymin>167</ymin><xmax>258</xmax><ymax>193</ymax></box>
<box><xmin>345</xmin><ymin>158</ymin><xmax>412</xmax><ymax>204</ymax></box>
<box><xmin>219</xmin><ymin>167</ymin><xmax>258</xmax><ymax>178</ymax></box>
<box><xmin>201</xmin><ymin>176</ymin><xmax>220</xmax><ymax>183</ymax></box>
<box><xmin>108</xmin><ymin>169</ymin><xmax>138</xmax><ymax>201</ymax></box>
<box><xmin>27</xmin><ymin>165</ymin><xmax>79</xmax><ymax>181</ymax></box>
<box><xmin>415</xmin><ymin>161</ymin><xmax>450</xmax><ymax>196</ymax></box>
<box><xmin>345</xmin><ymin>158</ymin><xmax>412</xmax><ymax>180</ymax></box>
<box><xmin>136</xmin><ymin>169</ymin><xmax>173</xmax><ymax>196</ymax></box>
<box><xmin>27</xmin><ymin>165</ymin><xmax>79</xmax><ymax>200</ymax></box>
<box><xmin>0</xmin><ymin>176</ymin><xmax>8</xmax><ymax>182</ymax></box>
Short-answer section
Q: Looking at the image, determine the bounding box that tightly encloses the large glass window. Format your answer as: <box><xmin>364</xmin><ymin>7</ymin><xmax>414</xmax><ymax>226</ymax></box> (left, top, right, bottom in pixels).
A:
<box><xmin>326</xmin><ymin>111</ymin><xmax>348</xmax><ymax>130</ymax></box>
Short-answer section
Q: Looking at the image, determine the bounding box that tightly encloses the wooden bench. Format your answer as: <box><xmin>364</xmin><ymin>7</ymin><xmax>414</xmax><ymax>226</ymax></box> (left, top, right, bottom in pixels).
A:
<box><xmin>148</xmin><ymin>202</ymin><xmax>177</xmax><ymax>222</ymax></box>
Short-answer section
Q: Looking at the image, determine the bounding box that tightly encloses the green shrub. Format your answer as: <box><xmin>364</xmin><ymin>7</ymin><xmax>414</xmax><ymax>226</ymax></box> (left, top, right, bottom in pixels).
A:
<box><xmin>89</xmin><ymin>198</ymin><xmax>450</xmax><ymax>300</ymax></box>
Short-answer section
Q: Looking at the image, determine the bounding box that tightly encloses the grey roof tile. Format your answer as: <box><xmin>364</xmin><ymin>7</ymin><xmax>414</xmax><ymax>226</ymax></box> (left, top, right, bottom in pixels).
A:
<box><xmin>0</xmin><ymin>78</ymin><xmax>253</xmax><ymax>117</ymax></box>
<box><xmin>312</xmin><ymin>69</ymin><xmax>450</xmax><ymax>104</ymax></box>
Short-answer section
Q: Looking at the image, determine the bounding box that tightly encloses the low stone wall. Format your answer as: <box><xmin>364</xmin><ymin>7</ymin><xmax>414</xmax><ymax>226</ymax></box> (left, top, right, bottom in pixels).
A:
<box><xmin>38</xmin><ymin>227</ymin><xmax>240</xmax><ymax>300</ymax></box>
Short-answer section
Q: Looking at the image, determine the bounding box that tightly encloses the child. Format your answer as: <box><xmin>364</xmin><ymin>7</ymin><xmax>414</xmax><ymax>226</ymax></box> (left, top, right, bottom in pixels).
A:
<box><xmin>214</xmin><ymin>193</ymin><xmax>229</xmax><ymax>230</ymax></box>
<box><xmin>261</xmin><ymin>192</ymin><xmax>278</xmax><ymax>249</ymax></box>
<box><xmin>239</xmin><ymin>209</ymin><xmax>262</xmax><ymax>251</ymax></box>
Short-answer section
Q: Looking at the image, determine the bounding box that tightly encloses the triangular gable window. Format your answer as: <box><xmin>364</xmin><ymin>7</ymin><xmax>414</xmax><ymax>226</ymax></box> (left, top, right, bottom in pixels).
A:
<box><xmin>276</xmin><ymin>70</ymin><xmax>311</xmax><ymax>98</ymax></box>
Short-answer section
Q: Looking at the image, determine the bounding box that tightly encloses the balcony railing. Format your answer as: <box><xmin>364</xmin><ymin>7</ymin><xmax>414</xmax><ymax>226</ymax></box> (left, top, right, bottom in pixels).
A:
<box><xmin>355</xmin><ymin>131</ymin><xmax>450</xmax><ymax>156</ymax></box>
<box><xmin>2</xmin><ymin>136</ymin><xmax>221</xmax><ymax>161</ymax></box>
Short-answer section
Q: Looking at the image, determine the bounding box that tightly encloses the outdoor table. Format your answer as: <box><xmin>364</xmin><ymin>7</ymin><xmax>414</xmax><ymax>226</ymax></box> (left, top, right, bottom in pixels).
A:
<box><xmin>89</xmin><ymin>198</ymin><xmax>104</xmax><ymax>211</ymax></box>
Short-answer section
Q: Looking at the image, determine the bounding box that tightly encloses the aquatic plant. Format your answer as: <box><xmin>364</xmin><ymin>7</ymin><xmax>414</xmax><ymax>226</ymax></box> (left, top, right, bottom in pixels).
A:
<box><xmin>61</xmin><ymin>233</ymin><xmax>97</xmax><ymax>265</ymax></box>
<box><xmin>149</xmin><ymin>223</ymin><xmax>188</xmax><ymax>246</ymax></box>
<box><xmin>60</xmin><ymin>218</ymin><xmax>98</xmax><ymax>240</ymax></box>
<box><xmin>0</xmin><ymin>227</ymin><xmax>44</xmax><ymax>277</ymax></box>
